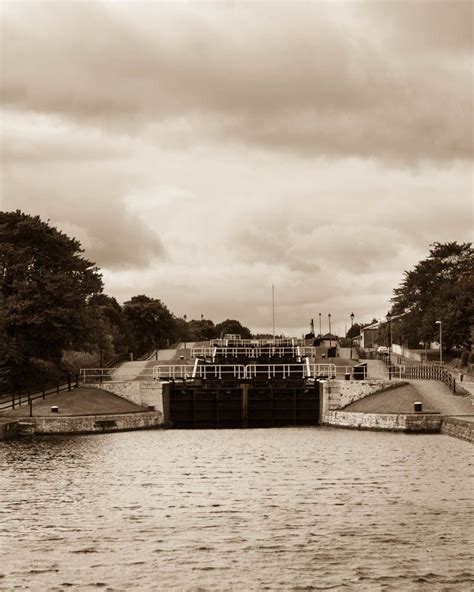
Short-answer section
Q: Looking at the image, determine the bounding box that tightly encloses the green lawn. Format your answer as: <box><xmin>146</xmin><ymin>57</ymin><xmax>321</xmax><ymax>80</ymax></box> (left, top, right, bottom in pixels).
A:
<box><xmin>2</xmin><ymin>388</ymin><xmax>147</xmax><ymax>417</ymax></box>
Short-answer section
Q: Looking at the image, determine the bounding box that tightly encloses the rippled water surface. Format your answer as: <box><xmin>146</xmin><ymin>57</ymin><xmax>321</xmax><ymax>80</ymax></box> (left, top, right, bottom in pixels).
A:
<box><xmin>1</xmin><ymin>429</ymin><xmax>473</xmax><ymax>591</ymax></box>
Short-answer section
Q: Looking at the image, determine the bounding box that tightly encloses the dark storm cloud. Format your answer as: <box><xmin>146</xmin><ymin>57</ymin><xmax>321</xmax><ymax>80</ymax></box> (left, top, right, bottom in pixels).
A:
<box><xmin>1</xmin><ymin>160</ymin><xmax>164</xmax><ymax>269</ymax></box>
<box><xmin>1</xmin><ymin>1</ymin><xmax>472</xmax><ymax>163</ymax></box>
<box><xmin>0</xmin><ymin>1</ymin><xmax>472</xmax><ymax>333</ymax></box>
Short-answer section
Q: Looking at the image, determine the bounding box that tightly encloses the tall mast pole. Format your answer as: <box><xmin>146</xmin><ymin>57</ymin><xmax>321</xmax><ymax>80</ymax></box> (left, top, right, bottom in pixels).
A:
<box><xmin>272</xmin><ymin>284</ymin><xmax>275</xmax><ymax>342</ymax></box>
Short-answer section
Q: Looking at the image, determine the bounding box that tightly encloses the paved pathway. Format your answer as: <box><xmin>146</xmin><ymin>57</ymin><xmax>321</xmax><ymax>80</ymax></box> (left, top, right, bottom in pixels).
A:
<box><xmin>403</xmin><ymin>379</ymin><xmax>474</xmax><ymax>415</ymax></box>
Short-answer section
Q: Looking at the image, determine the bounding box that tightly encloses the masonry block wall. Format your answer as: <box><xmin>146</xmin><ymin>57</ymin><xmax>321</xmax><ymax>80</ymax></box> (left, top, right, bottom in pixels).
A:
<box><xmin>87</xmin><ymin>381</ymin><xmax>165</xmax><ymax>414</ymax></box>
<box><xmin>321</xmin><ymin>379</ymin><xmax>387</xmax><ymax>413</ymax></box>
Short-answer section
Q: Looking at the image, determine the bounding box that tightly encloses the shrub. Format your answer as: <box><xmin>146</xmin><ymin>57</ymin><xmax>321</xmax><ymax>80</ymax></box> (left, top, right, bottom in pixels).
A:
<box><xmin>62</xmin><ymin>350</ymin><xmax>99</xmax><ymax>374</ymax></box>
<box><xmin>460</xmin><ymin>350</ymin><xmax>470</xmax><ymax>367</ymax></box>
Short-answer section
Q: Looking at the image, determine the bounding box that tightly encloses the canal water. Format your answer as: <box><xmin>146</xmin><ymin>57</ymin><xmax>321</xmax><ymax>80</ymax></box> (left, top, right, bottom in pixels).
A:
<box><xmin>1</xmin><ymin>429</ymin><xmax>472</xmax><ymax>591</ymax></box>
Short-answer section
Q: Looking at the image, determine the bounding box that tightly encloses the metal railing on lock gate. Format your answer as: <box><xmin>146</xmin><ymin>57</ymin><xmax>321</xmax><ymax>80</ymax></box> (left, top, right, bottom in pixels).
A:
<box><xmin>152</xmin><ymin>365</ymin><xmax>196</xmax><ymax>380</ymax></box>
<box><xmin>245</xmin><ymin>364</ymin><xmax>306</xmax><ymax>379</ymax></box>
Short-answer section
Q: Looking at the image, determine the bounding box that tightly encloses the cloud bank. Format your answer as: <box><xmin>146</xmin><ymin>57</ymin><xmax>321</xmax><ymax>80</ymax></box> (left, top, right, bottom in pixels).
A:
<box><xmin>1</xmin><ymin>1</ymin><xmax>472</xmax><ymax>333</ymax></box>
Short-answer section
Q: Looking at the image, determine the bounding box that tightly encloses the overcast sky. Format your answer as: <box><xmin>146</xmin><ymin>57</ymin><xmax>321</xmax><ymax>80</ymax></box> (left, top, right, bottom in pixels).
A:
<box><xmin>1</xmin><ymin>0</ymin><xmax>472</xmax><ymax>335</ymax></box>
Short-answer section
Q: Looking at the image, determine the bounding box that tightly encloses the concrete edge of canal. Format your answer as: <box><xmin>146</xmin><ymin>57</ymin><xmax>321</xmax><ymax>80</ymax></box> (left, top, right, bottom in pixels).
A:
<box><xmin>0</xmin><ymin>411</ymin><xmax>164</xmax><ymax>439</ymax></box>
<box><xmin>323</xmin><ymin>411</ymin><xmax>474</xmax><ymax>442</ymax></box>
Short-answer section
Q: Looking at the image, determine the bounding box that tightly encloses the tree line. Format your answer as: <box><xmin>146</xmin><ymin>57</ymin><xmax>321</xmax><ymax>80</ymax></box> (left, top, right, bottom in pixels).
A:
<box><xmin>0</xmin><ymin>211</ymin><xmax>251</xmax><ymax>391</ymax></box>
<box><xmin>345</xmin><ymin>242</ymin><xmax>473</xmax><ymax>358</ymax></box>
<box><xmin>390</xmin><ymin>241</ymin><xmax>473</xmax><ymax>355</ymax></box>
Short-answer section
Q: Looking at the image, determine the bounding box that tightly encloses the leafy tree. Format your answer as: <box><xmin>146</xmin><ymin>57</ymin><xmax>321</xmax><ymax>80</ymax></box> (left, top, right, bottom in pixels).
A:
<box><xmin>123</xmin><ymin>295</ymin><xmax>178</xmax><ymax>355</ymax></box>
<box><xmin>186</xmin><ymin>318</ymin><xmax>217</xmax><ymax>341</ymax></box>
<box><xmin>0</xmin><ymin>211</ymin><xmax>103</xmax><ymax>388</ymax></box>
<box><xmin>391</xmin><ymin>242</ymin><xmax>474</xmax><ymax>351</ymax></box>
<box><xmin>88</xmin><ymin>293</ymin><xmax>133</xmax><ymax>358</ymax></box>
<box><xmin>346</xmin><ymin>322</ymin><xmax>362</xmax><ymax>339</ymax></box>
<box><xmin>215</xmin><ymin>319</ymin><xmax>252</xmax><ymax>339</ymax></box>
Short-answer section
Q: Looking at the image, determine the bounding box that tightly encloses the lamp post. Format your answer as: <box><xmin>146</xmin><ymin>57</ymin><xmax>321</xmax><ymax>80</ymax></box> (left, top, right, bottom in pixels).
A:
<box><xmin>435</xmin><ymin>320</ymin><xmax>443</xmax><ymax>365</ymax></box>
<box><xmin>328</xmin><ymin>313</ymin><xmax>332</xmax><ymax>349</ymax></box>
<box><xmin>386</xmin><ymin>312</ymin><xmax>392</xmax><ymax>377</ymax></box>
<box><xmin>318</xmin><ymin>313</ymin><xmax>322</xmax><ymax>338</ymax></box>
<box><xmin>183</xmin><ymin>314</ymin><xmax>187</xmax><ymax>351</ymax></box>
<box><xmin>350</xmin><ymin>312</ymin><xmax>355</xmax><ymax>360</ymax></box>
<box><xmin>152</xmin><ymin>313</ymin><xmax>159</xmax><ymax>360</ymax></box>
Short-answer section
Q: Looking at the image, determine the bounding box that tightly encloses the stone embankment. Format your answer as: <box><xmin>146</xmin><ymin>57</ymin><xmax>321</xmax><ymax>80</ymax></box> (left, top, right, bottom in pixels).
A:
<box><xmin>15</xmin><ymin>411</ymin><xmax>162</xmax><ymax>436</ymax></box>
<box><xmin>440</xmin><ymin>416</ymin><xmax>474</xmax><ymax>443</ymax></box>
<box><xmin>0</xmin><ymin>419</ymin><xmax>19</xmax><ymax>440</ymax></box>
<box><xmin>323</xmin><ymin>410</ymin><xmax>442</xmax><ymax>433</ymax></box>
<box><xmin>321</xmin><ymin>378</ymin><xmax>474</xmax><ymax>441</ymax></box>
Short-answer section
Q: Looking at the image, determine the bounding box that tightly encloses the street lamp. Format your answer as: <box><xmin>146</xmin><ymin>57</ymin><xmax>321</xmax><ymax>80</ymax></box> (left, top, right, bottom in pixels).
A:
<box><xmin>350</xmin><ymin>312</ymin><xmax>355</xmax><ymax>360</ymax></box>
<box><xmin>183</xmin><ymin>314</ymin><xmax>187</xmax><ymax>351</ymax></box>
<box><xmin>318</xmin><ymin>312</ymin><xmax>322</xmax><ymax>337</ymax></box>
<box><xmin>386</xmin><ymin>312</ymin><xmax>392</xmax><ymax>371</ymax></box>
<box><xmin>435</xmin><ymin>321</ymin><xmax>443</xmax><ymax>365</ymax></box>
<box><xmin>328</xmin><ymin>313</ymin><xmax>332</xmax><ymax>349</ymax></box>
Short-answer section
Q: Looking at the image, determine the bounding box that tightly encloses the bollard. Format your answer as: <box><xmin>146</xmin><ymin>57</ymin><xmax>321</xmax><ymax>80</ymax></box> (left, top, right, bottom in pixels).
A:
<box><xmin>51</xmin><ymin>405</ymin><xmax>59</xmax><ymax>413</ymax></box>
<box><xmin>344</xmin><ymin>373</ymin><xmax>351</xmax><ymax>381</ymax></box>
<box><xmin>414</xmin><ymin>401</ymin><xmax>422</xmax><ymax>413</ymax></box>
<box><xmin>460</xmin><ymin>374</ymin><xmax>464</xmax><ymax>382</ymax></box>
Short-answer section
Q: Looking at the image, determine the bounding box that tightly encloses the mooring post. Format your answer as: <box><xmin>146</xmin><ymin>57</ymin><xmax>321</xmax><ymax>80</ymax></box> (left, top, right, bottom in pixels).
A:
<box><xmin>241</xmin><ymin>383</ymin><xmax>249</xmax><ymax>428</ymax></box>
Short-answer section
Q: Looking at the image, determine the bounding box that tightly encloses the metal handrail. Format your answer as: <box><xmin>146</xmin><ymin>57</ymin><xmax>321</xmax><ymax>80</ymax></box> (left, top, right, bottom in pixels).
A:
<box><xmin>246</xmin><ymin>364</ymin><xmax>306</xmax><ymax>379</ymax></box>
<box><xmin>192</xmin><ymin>346</ymin><xmax>312</xmax><ymax>359</ymax></box>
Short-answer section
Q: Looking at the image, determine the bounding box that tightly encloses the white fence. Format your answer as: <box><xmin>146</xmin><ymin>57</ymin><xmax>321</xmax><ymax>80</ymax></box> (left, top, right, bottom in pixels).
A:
<box><xmin>192</xmin><ymin>346</ymin><xmax>317</xmax><ymax>359</ymax></box>
<box><xmin>209</xmin><ymin>338</ymin><xmax>305</xmax><ymax>348</ymax></box>
<box><xmin>80</xmin><ymin>363</ymin><xmax>339</xmax><ymax>382</ymax></box>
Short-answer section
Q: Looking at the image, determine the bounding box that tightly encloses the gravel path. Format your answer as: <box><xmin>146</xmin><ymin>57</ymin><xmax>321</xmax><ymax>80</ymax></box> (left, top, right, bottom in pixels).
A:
<box><xmin>347</xmin><ymin>379</ymin><xmax>474</xmax><ymax>415</ymax></box>
<box><xmin>404</xmin><ymin>379</ymin><xmax>474</xmax><ymax>415</ymax></box>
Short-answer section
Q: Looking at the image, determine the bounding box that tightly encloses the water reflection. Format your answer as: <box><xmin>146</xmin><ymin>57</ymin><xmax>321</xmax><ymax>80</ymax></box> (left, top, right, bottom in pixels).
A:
<box><xmin>1</xmin><ymin>429</ymin><xmax>473</xmax><ymax>591</ymax></box>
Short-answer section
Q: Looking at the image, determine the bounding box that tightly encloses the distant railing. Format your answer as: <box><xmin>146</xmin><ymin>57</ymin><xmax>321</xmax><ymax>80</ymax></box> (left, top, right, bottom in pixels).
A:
<box><xmin>192</xmin><ymin>346</ymin><xmax>316</xmax><ymax>359</ymax></box>
<box><xmin>79</xmin><ymin>368</ymin><xmax>157</xmax><ymax>382</ymax></box>
<box><xmin>306</xmin><ymin>364</ymin><xmax>337</xmax><ymax>379</ymax></box>
<box><xmin>209</xmin><ymin>338</ymin><xmax>305</xmax><ymax>348</ymax></box>
<box><xmin>104</xmin><ymin>353</ymin><xmax>131</xmax><ymax>368</ymax></box>
<box><xmin>246</xmin><ymin>364</ymin><xmax>305</xmax><ymax>379</ymax></box>
<box><xmin>396</xmin><ymin>364</ymin><xmax>457</xmax><ymax>392</ymax></box>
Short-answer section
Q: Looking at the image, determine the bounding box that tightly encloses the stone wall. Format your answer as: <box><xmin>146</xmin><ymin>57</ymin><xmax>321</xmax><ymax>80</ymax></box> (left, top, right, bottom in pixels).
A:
<box><xmin>86</xmin><ymin>381</ymin><xmax>165</xmax><ymax>414</ymax></box>
<box><xmin>321</xmin><ymin>379</ymin><xmax>387</xmax><ymax>413</ymax></box>
<box><xmin>441</xmin><ymin>417</ymin><xmax>474</xmax><ymax>443</ymax></box>
<box><xmin>19</xmin><ymin>411</ymin><xmax>163</xmax><ymax>435</ymax></box>
<box><xmin>0</xmin><ymin>420</ymin><xmax>19</xmax><ymax>440</ymax></box>
<box><xmin>323</xmin><ymin>410</ymin><xmax>442</xmax><ymax>433</ymax></box>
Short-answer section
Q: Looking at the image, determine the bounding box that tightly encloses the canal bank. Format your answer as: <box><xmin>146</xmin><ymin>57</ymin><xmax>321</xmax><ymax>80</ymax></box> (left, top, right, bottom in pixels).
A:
<box><xmin>1</xmin><ymin>378</ymin><xmax>473</xmax><ymax>442</ymax></box>
<box><xmin>320</xmin><ymin>378</ymin><xmax>474</xmax><ymax>441</ymax></box>
<box><xmin>0</xmin><ymin>387</ymin><xmax>165</xmax><ymax>438</ymax></box>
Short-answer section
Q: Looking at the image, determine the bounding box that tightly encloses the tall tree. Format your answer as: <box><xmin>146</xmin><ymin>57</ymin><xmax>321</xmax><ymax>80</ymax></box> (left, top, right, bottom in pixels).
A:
<box><xmin>215</xmin><ymin>319</ymin><xmax>252</xmax><ymax>339</ymax></box>
<box><xmin>0</xmin><ymin>211</ymin><xmax>103</xmax><ymax>387</ymax></box>
<box><xmin>391</xmin><ymin>242</ymin><xmax>474</xmax><ymax>351</ymax></box>
<box><xmin>123</xmin><ymin>295</ymin><xmax>178</xmax><ymax>355</ymax></box>
<box><xmin>88</xmin><ymin>294</ymin><xmax>133</xmax><ymax>357</ymax></box>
